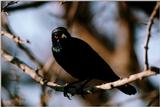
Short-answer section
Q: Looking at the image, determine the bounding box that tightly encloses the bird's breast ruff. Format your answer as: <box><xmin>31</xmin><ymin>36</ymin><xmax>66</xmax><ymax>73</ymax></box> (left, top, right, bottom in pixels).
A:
<box><xmin>52</xmin><ymin>40</ymin><xmax>63</xmax><ymax>53</ymax></box>
<box><xmin>52</xmin><ymin>46</ymin><xmax>62</xmax><ymax>53</ymax></box>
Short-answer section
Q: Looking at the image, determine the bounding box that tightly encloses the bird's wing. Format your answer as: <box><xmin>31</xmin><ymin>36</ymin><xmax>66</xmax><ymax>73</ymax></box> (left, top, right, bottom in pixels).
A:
<box><xmin>62</xmin><ymin>38</ymin><xmax>120</xmax><ymax>81</ymax></box>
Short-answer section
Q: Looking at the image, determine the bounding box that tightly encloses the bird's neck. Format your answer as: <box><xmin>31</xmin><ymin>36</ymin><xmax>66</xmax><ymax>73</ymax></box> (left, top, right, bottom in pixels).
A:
<box><xmin>52</xmin><ymin>41</ymin><xmax>63</xmax><ymax>53</ymax></box>
<box><xmin>52</xmin><ymin>38</ymin><xmax>71</xmax><ymax>53</ymax></box>
<box><xmin>52</xmin><ymin>46</ymin><xmax>62</xmax><ymax>53</ymax></box>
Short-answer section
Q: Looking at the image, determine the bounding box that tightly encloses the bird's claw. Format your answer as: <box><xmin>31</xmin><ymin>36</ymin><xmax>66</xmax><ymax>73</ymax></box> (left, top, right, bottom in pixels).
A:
<box><xmin>64</xmin><ymin>84</ymin><xmax>76</xmax><ymax>100</ymax></box>
<box><xmin>64</xmin><ymin>87</ymin><xmax>71</xmax><ymax>100</ymax></box>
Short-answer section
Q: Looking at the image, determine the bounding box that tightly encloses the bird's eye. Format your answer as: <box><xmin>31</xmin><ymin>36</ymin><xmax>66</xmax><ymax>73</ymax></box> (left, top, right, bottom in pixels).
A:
<box><xmin>54</xmin><ymin>35</ymin><xmax>58</xmax><ymax>39</ymax></box>
<box><xmin>61</xmin><ymin>34</ymin><xmax>67</xmax><ymax>39</ymax></box>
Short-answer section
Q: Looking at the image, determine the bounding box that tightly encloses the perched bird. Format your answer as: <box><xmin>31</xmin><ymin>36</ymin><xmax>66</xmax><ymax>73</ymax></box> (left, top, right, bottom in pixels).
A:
<box><xmin>51</xmin><ymin>27</ymin><xmax>136</xmax><ymax>98</ymax></box>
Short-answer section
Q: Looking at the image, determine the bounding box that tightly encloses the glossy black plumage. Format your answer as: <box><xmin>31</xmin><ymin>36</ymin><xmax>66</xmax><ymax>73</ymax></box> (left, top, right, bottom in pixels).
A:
<box><xmin>51</xmin><ymin>27</ymin><xmax>136</xmax><ymax>96</ymax></box>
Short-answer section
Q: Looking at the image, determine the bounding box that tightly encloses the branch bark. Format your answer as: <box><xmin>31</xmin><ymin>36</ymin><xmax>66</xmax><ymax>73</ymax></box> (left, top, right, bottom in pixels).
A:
<box><xmin>2</xmin><ymin>1</ymin><xmax>49</xmax><ymax>12</ymax></box>
<box><xmin>95</xmin><ymin>68</ymin><xmax>159</xmax><ymax>90</ymax></box>
<box><xmin>144</xmin><ymin>2</ymin><xmax>160</xmax><ymax>70</ymax></box>
<box><xmin>1</xmin><ymin>31</ymin><xmax>29</xmax><ymax>44</ymax></box>
<box><xmin>1</xmin><ymin>50</ymin><xmax>159</xmax><ymax>96</ymax></box>
<box><xmin>1</xmin><ymin>50</ymin><xmax>65</xmax><ymax>92</ymax></box>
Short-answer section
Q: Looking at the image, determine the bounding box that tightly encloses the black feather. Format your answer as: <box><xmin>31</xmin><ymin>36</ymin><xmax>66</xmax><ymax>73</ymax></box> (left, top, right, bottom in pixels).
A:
<box><xmin>51</xmin><ymin>27</ymin><xmax>137</xmax><ymax>95</ymax></box>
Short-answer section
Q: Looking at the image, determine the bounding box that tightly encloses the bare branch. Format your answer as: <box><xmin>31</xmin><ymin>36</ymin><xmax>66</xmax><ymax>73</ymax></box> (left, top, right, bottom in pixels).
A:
<box><xmin>1</xmin><ymin>31</ymin><xmax>29</xmax><ymax>44</ymax></box>
<box><xmin>95</xmin><ymin>68</ymin><xmax>159</xmax><ymax>90</ymax></box>
<box><xmin>1</xmin><ymin>31</ymin><xmax>43</xmax><ymax>68</ymax></box>
<box><xmin>2</xmin><ymin>1</ymin><xmax>49</xmax><ymax>12</ymax></box>
<box><xmin>144</xmin><ymin>2</ymin><xmax>160</xmax><ymax>70</ymax></box>
<box><xmin>1</xmin><ymin>20</ymin><xmax>43</xmax><ymax>70</ymax></box>
<box><xmin>1</xmin><ymin>50</ymin><xmax>159</xmax><ymax>96</ymax></box>
<box><xmin>1</xmin><ymin>50</ymin><xmax>65</xmax><ymax>92</ymax></box>
<box><xmin>1</xmin><ymin>1</ymin><xmax>19</xmax><ymax>12</ymax></box>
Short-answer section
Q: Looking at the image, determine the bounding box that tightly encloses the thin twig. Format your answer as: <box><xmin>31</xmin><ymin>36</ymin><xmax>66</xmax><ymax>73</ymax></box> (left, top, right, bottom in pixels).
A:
<box><xmin>1</xmin><ymin>50</ymin><xmax>159</xmax><ymax>96</ymax></box>
<box><xmin>144</xmin><ymin>2</ymin><xmax>160</xmax><ymax>70</ymax></box>
<box><xmin>2</xmin><ymin>1</ymin><xmax>48</xmax><ymax>12</ymax></box>
<box><xmin>1</xmin><ymin>31</ymin><xmax>28</xmax><ymax>44</ymax></box>
<box><xmin>2</xmin><ymin>21</ymin><xmax>43</xmax><ymax>71</ymax></box>
<box><xmin>1</xmin><ymin>31</ymin><xmax>43</xmax><ymax>68</ymax></box>
<box><xmin>1</xmin><ymin>1</ymin><xmax>19</xmax><ymax>12</ymax></box>
<box><xmin>2</xmin><ymin>24</ymin><xmax>44</xmax><ymax>69</ymax></box>
<box><xmin>1</xmin><ymin>30</ymin><xmax>43</xmax><ymax>68</ymax></box>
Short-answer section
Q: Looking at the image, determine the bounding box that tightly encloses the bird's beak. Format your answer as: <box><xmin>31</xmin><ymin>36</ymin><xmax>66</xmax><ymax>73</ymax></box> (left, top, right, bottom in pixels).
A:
<box><xmin>61</xmin><ymin>34</ymin><xmax>67</xmax><ymax>39</ymax></box>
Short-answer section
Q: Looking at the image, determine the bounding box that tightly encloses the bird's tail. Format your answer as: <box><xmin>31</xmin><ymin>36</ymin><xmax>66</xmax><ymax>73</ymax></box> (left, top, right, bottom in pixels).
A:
<box><xmin>117</xmin><ymin>84</ymin><xmax>137</xmax><ymax>95</ymax></box>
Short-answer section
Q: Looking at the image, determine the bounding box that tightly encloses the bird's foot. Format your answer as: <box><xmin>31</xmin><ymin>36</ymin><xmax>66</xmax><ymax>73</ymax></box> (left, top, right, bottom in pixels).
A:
<box><xmin>78</xmin><ymin>79</ymin><xmax>91</xmax><ymax>98</ymax></box>
<box><xmin>63</xmin><ymin>79</ymin><xmax>91</xmax><ymax>99</ymax></box>
<box><xmin>64</xmin><ymin>84</ymin><xmax>76</xmax><ymax>100</ymax></box>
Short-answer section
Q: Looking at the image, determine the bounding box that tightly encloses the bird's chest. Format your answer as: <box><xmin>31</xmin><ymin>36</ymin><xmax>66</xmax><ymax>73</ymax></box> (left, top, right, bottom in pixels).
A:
<box><xmin>52</xmin><ymin>45</ymin><xmax>87</xmax><ymax>77</ymax></box>
<box><xmin>53</xmin><ymin>48</ymin><xmax>77</xmax><ymax>62</ymax></box>
<box><xmin>52</xmin><ymin>44</ymin><xmax>76</xmax><ymax>66</ymax></box>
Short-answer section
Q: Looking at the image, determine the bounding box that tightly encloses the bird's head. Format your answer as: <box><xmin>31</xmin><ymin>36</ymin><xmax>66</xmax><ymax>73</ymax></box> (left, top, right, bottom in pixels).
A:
<box><xmin>52</xmin><ymin>27</ymin><xmax>71</xmax><ymax>42</ymax></box>
<box><xmin>51</xmin><ymin>27</ymin><xmax>71</xmax><ymax>52</ymax></box>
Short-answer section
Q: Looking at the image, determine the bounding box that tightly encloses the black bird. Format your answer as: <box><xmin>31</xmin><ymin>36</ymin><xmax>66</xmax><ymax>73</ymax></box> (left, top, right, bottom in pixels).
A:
<box><xmin>51</xmin><ymin>27</ymin><xmax>136</xmax><ymax>98</ymax></box>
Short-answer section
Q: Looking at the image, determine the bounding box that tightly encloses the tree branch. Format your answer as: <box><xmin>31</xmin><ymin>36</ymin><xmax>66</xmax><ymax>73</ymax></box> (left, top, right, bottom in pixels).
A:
<box><xmin>95</xmin><ymin>67</ymin><xmax>159</xmax><ymax>90</ymax></box>
<box><xmin>1</xmin><ymin>26</ymin><xmax>43</xmax><ymax>68</ymax></box>
<box><xmin>1</xmin><ymin>30</ymin><xmax>43</xmax><ymax>69</ymax></box>
<box><xmin>1</xmin><ymin>50</ymin><xmax>159</xmax><ymax>96</ymax></box>
<box><xmin>144</xmin><ymin>2</ymin><xmax>160</xmax><ymax>70</ymax></box>
<box><xmin>1</xmin><ymin>31</ymin><xmax>29</xmax><ymax>44</ymax></box>
<box><xmin>1</xmin><ymin>1</ymin><xmax>18</xmax><ymax>12</ymax></box>
<box><xmin>1</xmin><ymin>50</ymin><xmax>65</xmax><ymax>92</ymax></box>
<box><xmin>2</xmin><ymin>1</ymin><xmax>49</xmax><ymax>12</ymax></box>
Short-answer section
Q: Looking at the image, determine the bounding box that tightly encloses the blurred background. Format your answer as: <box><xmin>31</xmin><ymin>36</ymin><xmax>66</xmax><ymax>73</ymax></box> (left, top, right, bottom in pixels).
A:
<box><xmin>1</xmin><ymin>1</ymin><xmax>160</xmax><ymax>107</ymax></box>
